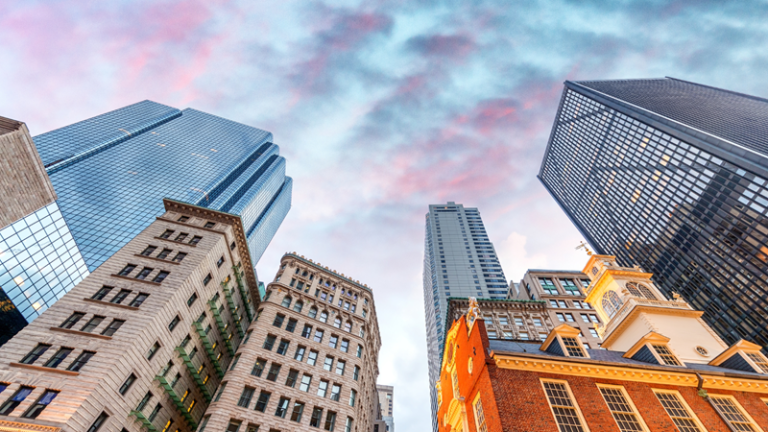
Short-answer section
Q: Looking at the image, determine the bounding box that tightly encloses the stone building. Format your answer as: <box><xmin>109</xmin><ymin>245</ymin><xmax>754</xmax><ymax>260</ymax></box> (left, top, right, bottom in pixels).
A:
<box><xmin>436</xmin><ymin>255</ymin><xmax>768</xmax><ymax>432</ymax></box>
<box><xmin>375</xmin><ymin>385</ymin><xmax>394</xmax><ymax>432</ymax></box>
<box><xmin>446</xmin><ymin>298</ymin><xmax>555</xmax><ymax>343</ymax></box>
<box><xmin>510</xmin><ymin>269</ymin><xmax>603</xmax><ymax>348</ymax></box>
<box><xmin>199</xmin><ymin>253</ymin><xmax>381</xmax><ymax>432</ymax></box>
<box><xmin>0</xmin><ymin>198</ymin><xmax>257</xmax><ymax>431</ymax></box>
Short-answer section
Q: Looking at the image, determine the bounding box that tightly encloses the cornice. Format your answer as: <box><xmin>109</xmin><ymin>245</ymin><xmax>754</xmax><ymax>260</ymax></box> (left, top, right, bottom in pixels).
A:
<box><xmin>282</xmin><ymin>253</ymin><xmax>371</xmax><ymax>293</ymax></box>
<box><xmin>494</xmin><ymin>354</ymin><xmax>768</xmax><ymax>393</ymax></box>
<box><xmin>602</xmin><ymin>306</ymin><xmax>703</xmax><ymax>347</ymax></box>
<box><xmin>0</xmin><ymin>420</ymin><xmax>61</xmax><ymax>432</ymax></box>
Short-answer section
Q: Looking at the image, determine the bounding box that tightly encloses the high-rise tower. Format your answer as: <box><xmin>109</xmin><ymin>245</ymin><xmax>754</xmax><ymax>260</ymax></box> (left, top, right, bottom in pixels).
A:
<box><xmin>32</xmin><ymin>100</ymin><xmax>292</xmax><ymax>274</ymax></box>
<box><xmin>422</xmin><ymin>202</ymin><xmax>507</xmax><ymax>431</ymax></box>
<box><xmin>539</xmin><ymin>78</ymin><xmax>768</xmax><ymax>351</ymax></box>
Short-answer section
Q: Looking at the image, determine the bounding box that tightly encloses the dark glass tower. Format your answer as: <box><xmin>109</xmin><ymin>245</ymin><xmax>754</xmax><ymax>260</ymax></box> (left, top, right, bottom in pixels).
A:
<box><xmin>422</xmin><ymin>202</ymin><xmax>508</xmax><ymax>432</ymax></box>
<box><xmin>34</xmin><ymin>100</ymin><xmax>292</xmax><ymax>274</ymax></box>
<box><xmin>539</xmin><ymin>78</ymin><xmax>768</xmax><ymax>350</ymax></box>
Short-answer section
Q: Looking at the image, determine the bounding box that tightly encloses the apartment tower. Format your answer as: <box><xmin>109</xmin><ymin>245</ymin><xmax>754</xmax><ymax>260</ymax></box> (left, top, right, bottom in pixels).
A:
<box><xmin>0</xmin><ymin>199</ymin><xmax>259</xmax><ymax>431</ymax></box>
<box><xmin>199</xmin><ymin>253</ymin><xmax>381</xmax><ymax>432</ymax></box>
<box><xmin>539</xmin><ymin>78</ymin><xmax>768</xmax><ymax>350</ymax></box>
<box><xmin>422</xmin><ymin>202</ymin><xmax>507</xmax><ymax>431</ymax></box>
<box><xmin>375</xmin><ymin>385</ymin><xmax>394</xmax><ymax>432</ymax></box>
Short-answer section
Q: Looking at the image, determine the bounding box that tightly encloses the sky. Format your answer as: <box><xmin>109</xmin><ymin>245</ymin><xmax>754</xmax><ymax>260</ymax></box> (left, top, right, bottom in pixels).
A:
<box><xmin>2</xmin><ymin>0</ymin><xmax>768</xmax><ymax>430</ymax></box>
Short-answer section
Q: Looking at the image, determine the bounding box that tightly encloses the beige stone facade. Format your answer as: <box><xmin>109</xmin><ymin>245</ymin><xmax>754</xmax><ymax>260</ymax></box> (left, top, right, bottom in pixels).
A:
<box><xmin>510</xmin><ymin>269</ymin><xmax>603</xmax><ymax>348</ymax></box>
<box><xmin>446</xmin><ymin>298</ymin><xmax>556</xmax><ymax>343</ymax></box>
<box><xmin>0</xmin><ymin>116</ymin><xmax>57</xmax><ymax>228</ymax></box>
<box><xmin>0</xmin><ymin>199</ymin><xmax>258</xmax><ymax>432</ymax></box>
<box><xmin>200</xmin><ymin>253</ymin><xmax>381</xmax><ymax>432</ymax></box>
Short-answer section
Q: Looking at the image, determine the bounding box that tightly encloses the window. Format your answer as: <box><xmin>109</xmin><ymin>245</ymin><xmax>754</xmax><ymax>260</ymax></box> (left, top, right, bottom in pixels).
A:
<box><xmin>539</xmin><ymin>278</ymin><xmax>558</xmax><ymax>295</ymax></box>
<box><xmin>67</xmin><ymin>351</ymin><xmax>95</xmax><ymax>372</ymax></box>
<box><xmin>533</xmin><ymin>318</ymin><xmax>543</xmax><ymax>326</ymax></box>
<box><xmin>561</xmin><ymin>279</ymin><xmax>580</xmax><ymax>295</ymax></box>
<box><xmin>214</xmin><ymin>383</ymin><xmax>227</xmax><ymax>402</ymax></box>
<box><xmin>172</xmin><ymin>252</ymin><xmax>186</xmax><ymax>262</ymax></box>
<box><xmin>286</xmin><ymin>318</ymin><xmax>297</xmax><ymax>333</ymax></box>
<box><xmin>281</xmin><ymin>297</ymin><xmax>292</xmax><ymax>308</ymax></box>
<box><xmin>111</xmin><ymin>289</ymin><xmax>131</xmax><ymax>304</ymax></box>
<box><xmin>344</xmin><ymin>417</ymin><xmax>353</xmax><ymax>432</ymax></box>
<box><xmin>136</xmin><ymin>391</ymin><xmax>153</xmax><ymax>411</ymax></box>
<box><xmin>92</xmin><ymin>286</ymin><xmax>113</xmax><ymax>300</ymax></box>
<box><xmin>323</xmin><ymin>356</ymin><xmax>334</xmax><ymax>371</ymax></box>
<box><xmin>44</xmin><ymin>347</ymin><xmax>72</xmax><ymax>368</ymax></box>
<box><xmin>292</xmin><ymin>301</ymin><xmax>304</xmax><ymax>313</ymax></box>
<box><xmin>302</xmin><ymin>324</ymin><xmax>313</xmax><ymax>338</ymax></box>
<box><xmin>654</xmin><ymin>391</ymin><xmax>705</xmax><ymax>432</ymax></box>
<box><xmin>557</xmin><ymin>313</ymin><xmax>565</xmax><ymax>322</ymax></box>
<box><xmin>160</xmin><ymin>229</ymin><xmax>174</xmax><ymax>239</ymax></box>
<box><xmin>291</xmin><ymin>401</ymin><xmax>305</xmax><ymax>422</ymax></box>
<box><xmin>349</xmin><ymin>389</ymin><xmax>356</xmax><ymax>407</ymax></box>
<box><xmin>152</xmin><ymin>271</ymin><xmax>169</xmax><ymax>283</ymax></box>
<box><xmin>581</xmin><ymin>314</ymin><xmax>590</xmax><ymax>323</ymax></box>
<box><xmin>310</xmin><ymin>407</ymin><xmax>324</xmax><ymax>427</ymax></box>
<box><xmin>187</xmin><ymin>293</ymin><xmax>198</xmax><ymax>307</ymax></box>
<box><xmin>324</xmin><ymin>411</ymin><xmax>337</xmax><ymax>431</ymax></box>
<box><xmin>227</xmin><ymin>420</ymin><xmax>241</xmax><ymax>432</ymax></box>
<box><xmin>300</xmin><ymin>374</ymin><xmax>312</xmax><ymax>392</ymax></box>
<box><xmin>275</xmin><ymin>397</ymin><xmax>290</xmax><ymax>418</ymax></box>
<box><xmin>135</xmin><ymin>267</ymin><xmax>153</xmax><ymax>280</ymax></box>
<box><xmin>601</xmin><ymin>290</ymin><xmax>623</xmax><ymax>318</ymax></box>
<box><xmin>118</xmin><ymin>264</ymin><xmax>136</xmax><ymax>276</ymax></box>
<box><xmin>330</xmin><ymin>384</ymin><xmax>341</xmax><ymax>402</ymax></box>
<box><xmin>20</xmin><ymin>344</ymin><xmax>51</xmax><ymax>364</ymax></box>
<box><xmin>130</xmin><ymin>293</ymin><xmax>149</xmax><ymax>307</ymax></box>
<box><xmin>217</xmin><ymin>256</ymin><xmax>225</xmax><ymax>268</ymax></box>
<box><xmin>317</xmin><ymin>380</ymin><xmax>329</xmax><ymax>398</ymax></box>
<box><xmin>626</xmin><ymin>282</ymin><xmax>656</xmax><ymax>300</ymax></box>
<box><xmin>189</xmin><ymin>236</ymin><xmax>202</xmax><ymax>245</ymax></box>
<box><xmin>230</xmin><ymin>241</ymin><xmax>236</xmax><ymax>251</ymax></box>
<box><xmin>255</xmin><ymin>391</ymin><xmax>271</xmax><ymax>412</ymax></box>
<box><xmin>294</xmin><ymin>345</ymin><xmax>306</xmax><ymax>361</ymax></box>
<box><xmin>319</xmin><ymin>311</ymin><xmax>328</xmax><ymax>323</ymax></box>
<box><xmin>473</xmin><ymin>395</ymin><xmax>488</xmax><ymax>432</ymax></box>
<box><xmin>559</xmin><ymin>300</ymin><xmax>567</xmax><ymax>308</ymax></box>
<box><xmin>590</xmin><ymin>315</ymin><xmax>599</xmax><ymax>323</ymax></box>
<box><xmin>308</xmin><ymin>350</ymin><xmax>319</xmax><ymax>366</ymax></box>
<box><xmin>573</xmin><ymin>301</ymin><xmax>583</xmax><ymax>309</ymax></box>
<box><xmin>356</xmin><ymin>345</ymin><xmax>363</xmax><ymax>358</ymax></box>
<box><xmin>550</xmin><ymin>300</ymin><xmax>558</xmax><ymax>308</ymax></box>
<box><xmin>561</xmin><ymin>337</ymin><xmax>586</xmax><ymax>357</ymax></box>
<box><xmin>340</xmin><ymin>339</ymin><xmax>349</xmax><ymax>353</ymax></box>
<box><xmin>709</xmin><ymin>395</ymin><xmax>760</xmax><ymax>431</ymax></box>
<box><xmin>333</xmin><ymin>317</ymin><xmax>342</xmax><ymax>329</ymax></box>
<box><xmin>746</xmin><ymin>352</ymin><xmax>768</xmax><ymax>374</ymax></box>
<box><xmin>277</xmin><ymin>339</ymin><xmax>290</xmax><ymax>355</ymax></box>
<box><xmin>243</xmin><ymin>330</ymin><xmax>252</xmax><ymax>344</ymax></box>
<box><xmin>119</xmin><ymin>374</ymin><xmax>137</xmax><ymax>395</ymax></box>
<box><xmin>314</xmin><ymin>329</ymin><xmax>325</xmax><ymax>343</ymax></box>
<box><xmin>267</xmin><ymin>364</ymin><xmax>281</xmax><ymax>381</ymax></box>
<box><xmin>353</xmin><ymin>366</ymin><xmax>360</xmax><ymax>381</ymax></box>
<box><xmin>273</xmin><ymin>314</ymin><xmax>285</xmax><ymax>328</ymax></box>
<box><xmin>285</xmin><ymin>369</ymin><xmax>299</xmax><ymax>388</ymax></box>
<box><xmin>141</xmin><ymin>246</ymin><xmax>157</xmax><ymax>256</ymax></box>
<box><xmin>309</xmin><ymin>307</ymin><xmax>318</xmax><ymax>319</ymax></box>
<box><xmin>565</xmin><ymin>313</ymin><xmax>575</xmax><ymax>322</ymax></box>
<box><xmin>344</xmin><ymin>321</ymin><xmax>352</xmax><ymax>332</ymax></box>
<box><xmin>598</xmin><ymin>385</ymin><xmax>647</xmax><ymax>432</ymax></box>
<box><xmin>87</xmin><ymin>412</ymin><xmax>109</xmax><ymax>432</ymax></box>
<box><xmin>238</xmin><ymin>387</ymin><xmax>255</xmax><ymax>408</ymax></box>
<box><xmin>60</xmin><ymin>312</ymin><xmax>85</xmax><ymax>329</ymax></box>
<box><xmin>329</xmin><ymin>335</ymin><xmax>338</xmax><ymax>349</ymax></box>
<box><xmin>168</xmin><ymin>315</ymin><xmax>181</xmax><ymax>331</ymax></box>
<box><xmin>652</xmin><ymin>345</ymin><xmax>681</xmax><ymax>366</ymax></box>
<box><xmin>156</xmin><ymin>248</ymin><xmax>171</xmax><ymax>259</ymax></box>
<box><xmin>161</xmin><ymin>419</ymin><xmax>174</xmax><ymax>432</ymax></box>
<box><xmin>204</xmin><ymin>221</ymin><xmax>216</xmax><ymax>229</ymax></box>
<box><xmin>336</xmin><ymin>360</ymin><xmax>346</xmax><ymax>376</ymax></box>
<box><xmin>589</xmin><ymin>329</ymin><xmax>599</xmax><ymax>338</ymax></box>
<box><xmin>0</xmin><ymin>386</ymin><xmax>33</xmax><ymax>415</ymax></box>
<box><xmin>203</xmin><ymin>274</ymin><xmax>212</xmax><ymax>285</ymax></box>
<box><xmin>541</xmin><ymin>380</ymin><xmax>587</xmax><ymax>432</ymax></box>
<box><xmin>263</xmin><ymin>335</ymin><xmax>276</xmax><ymax>350</ymax></box>
<box><xmin>101</xmin><ymin>319</ymin><xmax>124</xmax><ymax>336</ymax></box>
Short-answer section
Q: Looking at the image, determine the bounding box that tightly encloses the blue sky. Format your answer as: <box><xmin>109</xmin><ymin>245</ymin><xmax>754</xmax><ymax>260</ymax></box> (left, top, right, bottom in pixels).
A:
<box><xmin>2</xmin><ymin>0</ymin><xmax>768</xmax><ymax>430</ymax></box>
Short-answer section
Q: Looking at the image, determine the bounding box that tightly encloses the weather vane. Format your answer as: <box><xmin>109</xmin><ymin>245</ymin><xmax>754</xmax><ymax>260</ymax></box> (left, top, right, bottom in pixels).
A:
<box><xmin>575</xmin><ymin>241</ymin><xmax>593</xmax><ymax>256</ymax></box>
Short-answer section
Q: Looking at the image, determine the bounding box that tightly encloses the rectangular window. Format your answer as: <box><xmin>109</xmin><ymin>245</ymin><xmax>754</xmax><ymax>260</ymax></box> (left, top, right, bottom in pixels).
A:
<box><xmin>307</xmin><ymin>350</ymin><xmax>318</xmax><ymax>366</ymax></box>
<box><xmin>329</xmin><ymin>335</ymin><xmax>338</xmax><ymax>349</ymax></box>
<box><xmin>175</xmin><ymin>233</ymin><xmax>188</xmax><ymax>242</ymax></box>
<box><xmin>286</xmin><ymin>369</ymin><xmax>299</xmax><ymax>388</ymax></box>
<box><xmin>238</xmin><ymin>387</ymin><xmax>255</xmax><ymax>408</ymax></box>
<box><xmin>550</xmin><ymin>300</ymin><xmax>558</xmax><ymax>308</ymax></box>
<box><xmin>226</xmin><ymin>420</ymin><xmax>241</xmax><ymax>432</ymax></box>
<box><xmin>273</xmin><ymin>314</ymin><xmax>285</xmax><ymax>327</ymax></box>
<box><xmin>291</xmin><ymin>401</ymin><xmax>305</xmax><ymax>422</ymax></box>
<box><xmin>302</xmin><ymin>324</ymin><xmax>313</xmax><ymax>338</ymax></box>
<box><xmin>541</xmin><ymin>380</ymin><xmax>587</xmax><ymax>432</ymax></box>
<box><xmin>349</xmin><ymin>389</ymin><xmax>356</xmax><ymax>407</ymax></box>
<box><xmin>0</xmin><ymin>386</ymin><xmax>33</xmax><ymax>415</ymax></box>
<box><xmin>557</xmin><ymin>313</ymin><xmax>565</xmax><ymax>322</ymax></box>
<box><xmin>745</xmin><ymin>352</ymin><xmax>768</xmax><ymax>374</ymax></box>
<box><xmin>581</xmin><ymin>314</ymin><xmax>590</xmax><ymax>323</ymax></box>
<box><xmin>324</xmin><ymin>411</ymin><xmax>337</xmax><ymax>431</ymax></box>
<box><xmin>652</xmin><ymin>345</ymin><xmax>681</xmax><ymax>366</ymax></box>
<box><xmin>214</xmin><ymin>383</ymin><xmax>227</xmax><ymax>402</ymax></box>
<box><xmin>189</xmin><ymin>236</ymin><xmax>202</xmax><ymax>245</ymax></box>
<box><xmin>118</xmin><ymin>264</ymin><xmax>136</xmax><ymax>276</ymax></box>
<box><xmin>314</xmin><ymin>329</ymin><xmax>324</xmax><ymax>343</ymax></box>
<box><xmin>187</xmin><ymin>293</ymin><xmax>198</xmax><ymax>307</ymax></box>
<box><xmin>255</xmin><ymin>391</ymin><xmax>271</xmax><ymax>412</ymax></box>
<box><xmin>565</xmin><ymin>313</ymin><xmax>575</xmax><ymax>322</ymax></box>
<box><xmin>67</xmin><ymin>351</ymin><xmax>95</xmax><ymax>372</ymax></box>
<box><xmin>142</xmin><ymin>246</ymin><xmax>158</xmax><ymax>256</ymax></box>
<box><xmin>336</xmin><ymin>360</ymin><xmax>346</xmax><ymax>376</ymax></box>
<box><xmin>294</xmin><ymin>345</ymin><xmax>306</xmax><ymax>361</ymax></box>
<box><xmin>654</xmin><ymin>391</ymin><xmax>704</xmax><ymax>432</ymax></box>
<box><xmin>156</xmin><ymin>248</ymin><xmax>171</xmax><ymax>259</ymax></box>
<box><xmin>310</xmin><ymin>407</ymin><xmax>324</xmax><ymax>427</ymax></box>
<box><xmin>60</xmin><ymin>312</ymin><xmax>85</xmax><ymax>329</ymax></box>
<box><xmin>44</xmin><ymin>347</ymin><xmax>72</xmax><ymax>368</ymax></box>
<box><xmin>300</xmin><ymin>374</ymin><xmax>312</xmax><ymax>392</ymax></box>
<box><xmin>344</xmin><ymin>417</ymin><xmax>353</xmax><ymax>432</ymax></box>
<box><xmin>135</xmin><ymin>267</ymin><xmax>153</xmax><ymax>280</ymax></box>
<box><xmin>160</xmin><ymin>229</ymin><xmax>173</xmax><ymax>239</ymax></box>
<box><xmin>144</xmin><ymin>342</ymin><xmax>160</xmax><ymax>360</ymax></box>
<box><xmin>92</xmin><ymin>286</ymin><xmax>113</xmax><ymax>300</ymax></box>
<box><xmin>710</xmin><ymin>395</ymin><xmax>760</xmax><ymax>431</ymax></box>
<box><xmin>130</xmin><ymin>293</ymin><xmax>149</xmax><ymax>307</ymax></box>
<box><xmin>204</xmin><ymin>222</ymin><xmax>216</xmax><ymax>229</ymax></box>
<box><xmin>101</xmin><ymin>319</ymin><xmax>124</xmax><ymax>336</ymax></box>
<box><xmin>353</xmin><ymin>366</ymin><xmax>360</xmax><ymax>381</ymax></box>
<box><xmin>203</xmin><ymin>274</ymin><xmax>212</xmax><ymax>285</ymax></box>
<box><xmin>275</xmin><ymin>396</ymin><xmax>290</xmax><ymax>418</ymax></box>
<box><xmin>168</xmin><ymin>315</ymin><xmax>181</xmax><ymax>331</ymax></box>
<box><xmin>152</xmin><ymin>271</ymin><xmax>169</xmax><ymax>283</ymax></box>
<box><xmin>356</xmin><ymin>345</ymin><xmax>362</xmax><ymax>358</ymax></box>
<box><xmin>533</xmin><ymin>318</ymin><xmax>543</xmax><ymax>326</ymax></box>
<box><xmin>119</xmin><ymin>374</ymin><xmax>137</xmax><ymax>395</ymax></box>
<box><xmin>20</xmin><ymin>344</ymin><xmax>51</xmax><ymax>364</ymax></box>
<box><xmin>473</xmin><ymin>395</ymin><xmax>488</xmax><ymax>432</ymax></box>
<box><xmin>340</xmin><ymin>339</ymin><xmax>349</xmax><ymax>353</ymax></box>
<box><xmin>323</xmin><ymin>356</ymin><xmax>334</xmax><ymax>371</ymax></box>
<box><xmin>589</xmin><ymin>329</ymin><xmax>599</xmax><ymax>338</ymax></box>
<box><xmin>267</xmin><ymin>364</ymin><xmax>281</xmax><ymax>381</ymax></box>
<box><xmin>111</xmin><ymin>289</ymin><xmax>131</xmax><ymax>304</ymax></box>
<box><xmin>317</xmin><ymin>380</ymin><xmax>329</xmax><ymax>398</ymax></box>
<box><xmin>217</xmin><ymin>256</ymin><xmax>225</xmax><ymax>268</ymax></box>
<box><xmin>561</xmin><ymin>337</ymin><xmax>586</xmax><ymax>357</ymax></box>
<box><xmin>263</xmin><ymin>335</ymin><xmax>276</xmax><ymax>350</ymax></box>
<box><xmin>136</xmin><ymin>391</ymin><xmax>153</xmax><ymax>411</ymax></box>
<box><xmin>172</xmin><ymin>252</ymin><xmax>186</xmax><ymax>262</ymax></box>
<box><xmin>598</xmin><ymin>385</ymin><xmax>647</xmax><ymax>432</ymax></box>
<box><xmin>286</xmin><ymin>318</ymin><xmax>298</xmax><ymax>333</ymax></box>
<box><xmin>277</xmin><ymin>339</ymin><xmax>290</xmax><ymax>355</ymax></box>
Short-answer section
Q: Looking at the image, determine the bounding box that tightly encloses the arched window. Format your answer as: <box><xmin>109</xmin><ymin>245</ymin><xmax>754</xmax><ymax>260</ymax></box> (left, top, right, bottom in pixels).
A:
<box><xmin>293</xmin><ymin>301</ymin><xmax>304</xmax><ymax>313</ymax></box>
<box><xmin>281</xmin><ymin>296</ymin><xmax>292</xmax><ymax>308</ymax></box>
<box><xmin>320</xmin><ymin>311</ymin><xmax>328</xmax><ymax>323</ymax></box>
<box><xmin>344</xmin><ymin>321</ymin><xmax>352</xmax><ymax>332</ymax></box>
<box><xmin>333</xmin><ymin>317</ymin><xmax>342</xmax><ymax>328</ymax></box>
<box><xmin>626</xmin><ymin>282</ymin><xmax>656</xmax><ymax>300</ymax></box>
<box><xmin>308</xmin><ymin>307</ymin><xmax>318</xmax><ymax>319</ymax></box>
<box><xmin>601</xmin><ymin>290</ymin><xmax>623</xmax><ymax>318</ymax></box>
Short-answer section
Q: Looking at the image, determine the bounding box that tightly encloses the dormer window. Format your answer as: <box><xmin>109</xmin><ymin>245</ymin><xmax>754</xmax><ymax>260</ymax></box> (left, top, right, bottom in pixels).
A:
<box><xmin>624</xmin><ymin>332</ymin><xmax>683</xmax><ymax>367</ymax></box>
<box><xmin>710</xmin><ymin>340</ymin><xmax>768</xmax><ymax>374</ymax></box>
<box><xmin>745</xmin><ymin>352</ymin><xmax>768</xmax><ymax>373</ymax></box>
<box><xmin>541</xmin><ymin>325</ymin><xmax>590</xmax><ymax>359</ymax></box>
<box><xmin>652</xmin><ymin>344</ymin><xmax>681</xmax><ymax>366</ymax></box>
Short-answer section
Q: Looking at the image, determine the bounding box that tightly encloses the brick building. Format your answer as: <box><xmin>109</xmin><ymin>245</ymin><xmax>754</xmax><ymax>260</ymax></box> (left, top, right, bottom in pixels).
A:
<box><xmin>436</xmin><ymin>255</ymin><xmax>768</xmax><ymax>432</ymax></box>
<box><xmin>199</xmin><ymin>253</ymin><xmax>381</xmax><ymax>432</ymax></box>
<box><xmin>446</xmin><ymin>298</ymin><xmax>555</xmax><ymax>343</ymax></box>
<box><xmin>0</xmin><ymin>199</ymin><xmax>258</xmax><ymax>431</ymax></box>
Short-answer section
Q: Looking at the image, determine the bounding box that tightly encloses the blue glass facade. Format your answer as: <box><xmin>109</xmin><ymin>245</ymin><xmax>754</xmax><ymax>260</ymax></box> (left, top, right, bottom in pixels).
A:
<box><xmin>34</xmin><ymin>100</ymin><xmax>292</xmax><ymax>274</ymax></box>
<box><xmin>0</xmin><ymin>202</ymin><xmax>89</xmax><ymax>344</ymax></box>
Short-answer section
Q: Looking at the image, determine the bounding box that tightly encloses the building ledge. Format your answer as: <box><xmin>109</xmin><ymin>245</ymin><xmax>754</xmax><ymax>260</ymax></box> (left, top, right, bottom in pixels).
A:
<box><xmin>0</xmin><ymin>419</ymin><xmax>62</xmax><ymax>431</ymax></box>
<box><xmin>49</xmin><ymin>327</ymin><xmax>112</xmax><ymax>340</ymax></box>
<box><xmin>83</xmin><ymin>298</ymin><xmax>140</xmax><ymax>311</ymax></box>
<box><xmin>9</xmin><ymin>362</ymin><xmax>80</xmax><ymax>376</ymax></box>
<box><xmin>111</xmin><ymin>274</ymin><xmax>162</xmax><ymax>286</ymax></box>
<box><xmin>153</xmin><ymin>236</ymin><xmax>198</xmax><ymax>247</ymax></box>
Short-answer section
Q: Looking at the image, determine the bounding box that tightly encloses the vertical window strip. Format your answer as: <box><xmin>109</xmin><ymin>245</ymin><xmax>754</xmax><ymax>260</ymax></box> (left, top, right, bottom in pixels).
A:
<box><xmin>473</xmin><ymin>396</ymin><xmax>488</xmax><ymax>432</ymax></box>
<box><xmin>598</xmin><ymin>386</ymin><xmax>646</xmax><ymax>432</ymax></box>
<box><xmin>542</xmin><ymin>380</ymin><xmax>587</xmax><ymax>432</ymax></box>
<box><xmin>709</xmin><ymin>396</ymin><xmax>759</xmax><ymax>432</ymax></box>
<box><xmin>654</xmin><ymin>391</ymin><xmax>703</xmax><ymax>432</ymax></box>
<box><xmin>451</xmin><ymin>369</ymin><xmax>460</xmax><ymax>400</ymax></box>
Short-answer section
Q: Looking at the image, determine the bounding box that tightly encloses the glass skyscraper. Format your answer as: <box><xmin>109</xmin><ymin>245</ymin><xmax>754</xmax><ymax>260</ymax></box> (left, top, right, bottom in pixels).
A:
<box><xmin>539</xmin><ymin>78</ymin><xmax>768</xmax><ymax>351</ymax></box>
<box><xmin>422</xmin><ymin>202</ymin><xmax>508</xmax><ymax>431</ymax></box>
<box><xmin>34</xmin><ymin>100</ymin><xmax>292</xmax><ymax>274</ymax></box>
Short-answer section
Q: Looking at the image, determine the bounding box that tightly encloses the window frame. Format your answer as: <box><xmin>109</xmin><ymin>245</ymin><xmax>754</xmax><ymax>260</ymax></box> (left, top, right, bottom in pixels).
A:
<box><xmin>472</xmin><ymin>392</ymin><xmax>488</xmax><ymax>432</ymax></box>
<box><xmin>596</xmin><ymin>384</ymin><xmax>649</xmax><ymax>432</ymax></box>
<box><xmin>708</xmin><ymin>394</ymin><xmax>763</xmax><ymax>432</ymax></box>
<box><xmin>540</xmin><ymin>378</ymin><xmax>590</xmax><ymax>432</ymax></box>
<box><xmin>652</xmin><ymin>389</ymin><xmax>707</xmax><ymax>432</ymax></box>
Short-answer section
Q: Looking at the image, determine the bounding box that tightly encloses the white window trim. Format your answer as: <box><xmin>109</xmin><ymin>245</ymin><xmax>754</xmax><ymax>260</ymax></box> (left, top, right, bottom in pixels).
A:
<box><xmin>472</xmin><ymin>392</ymin><xmax>488</xmax><ymax>432</ymax></box>
<box><xmin>540</xmin><ymin>379</ymin><xmax>591</xmax><ymax>432</ymax></box>
<box><xmin>709</xmin><ymin>394</ymin><xmax>764</xmax><ymax>432</ymax></box>
<box><xmin>596</xmin><ymin>384</ymin><xmax>650</xmax><ymax>432</ymax></box>
<box><xmin>652</xmin><ymin>389</ymin><xmax>708</xmax><ymax>432</ymax></box>
<box><xmin>741</xmin><ymin>351</ymin><xmax>768</xmax><ymax>374</ymax></box>
<box><xmin>648</xmin><ymin>343</ymin><xmax>684</xmax><ymax>367</ymax></box>
<box><xmin>557</xmin><ymin>334</ymin><xmax>589</xmax><ymax>358</ymax></box>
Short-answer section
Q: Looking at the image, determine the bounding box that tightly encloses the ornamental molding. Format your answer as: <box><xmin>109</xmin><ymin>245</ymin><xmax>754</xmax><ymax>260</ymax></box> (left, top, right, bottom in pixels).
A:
<box><xmin>0</xmin><ymin>420</ymin><xmax>61</xmax><ymax>432</ymax></box>
<box><xmin>493</xmin><ymin>354</ymin><xmax>768</xmax><ymax>393</ymax></box>
<box><xmin>602</xmin><ymin>306</ymin><xmax>703</xmax><ymax>347</ymax></box>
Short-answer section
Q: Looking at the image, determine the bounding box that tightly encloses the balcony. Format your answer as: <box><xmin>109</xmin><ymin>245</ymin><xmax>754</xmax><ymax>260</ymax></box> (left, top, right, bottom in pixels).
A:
<box><xmin>222</xmin><ymin>283</ymin><xmax>245</xmax><ymax>339</ymax></box>
<box><xmin>207</xmin><ymin>300</ymin><xmax>236</xmax><ymax>357</ymax></box>
<box><xmin>598</xmin><ymin>296</ymin><xmax>694</xmax><ymax>339</ymax></box>
<box><xmin>129</xmin><ymin>410</ymin><xmax>157</xmax><ymax>432</ymax></box>
<box><xmin>175</xmin><ymin>346</ymin><xmax>213</xmax><ymax>402</ymax></box>
<box><xmin>192</xmin><ymin>322</ymin><xmax>225</xmax><ymax>378</ymax></box>
<box><xmin>233</xmin><ymin>264</ymin><xmax>255</xmax><ymax>322</ymax></box>
<box><xmin>155</xmin><ymin>375</ymin><xmax>199</xmax><ymax>431</ymax></box>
